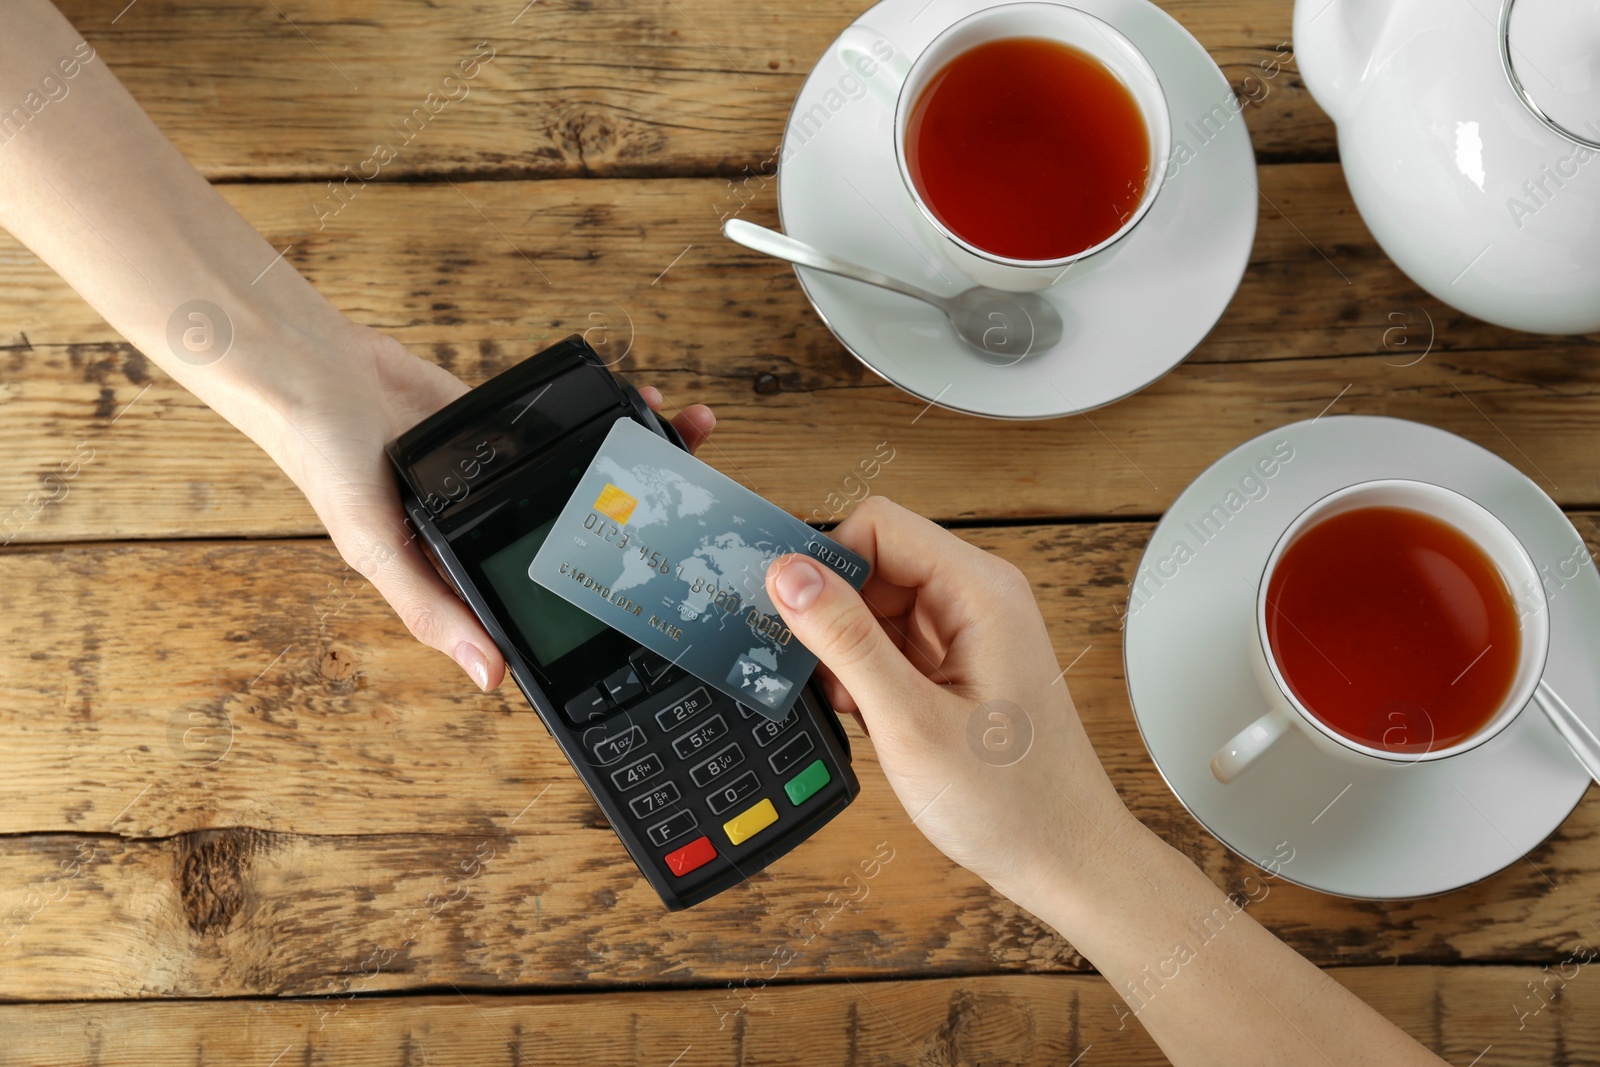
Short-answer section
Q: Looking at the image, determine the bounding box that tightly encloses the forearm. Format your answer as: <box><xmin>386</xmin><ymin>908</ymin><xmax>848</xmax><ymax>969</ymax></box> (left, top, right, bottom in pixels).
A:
<box><xmin>1004</xmin><ymin>818</ymin><xmax>1444</xmax><ymax>1067</ymax></box>
<box><xmin>0</xmin><ymin>0</ymin><xmax>347</xmax><ymax>462</ymax></box>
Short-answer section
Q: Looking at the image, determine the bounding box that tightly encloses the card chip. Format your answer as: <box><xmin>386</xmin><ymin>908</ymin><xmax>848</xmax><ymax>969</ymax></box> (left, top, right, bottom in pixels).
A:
<box><xmin>593</xmin><ymin>482</ymin><xmax>638</xmax><ymax>523</ymax></box>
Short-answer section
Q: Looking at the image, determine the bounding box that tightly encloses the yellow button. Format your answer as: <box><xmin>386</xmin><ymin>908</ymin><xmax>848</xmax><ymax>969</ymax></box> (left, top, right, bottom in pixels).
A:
<box><xmin>722</xmin><ymin>797</ymin><xmax>778</xmax><ymax>846</ymax></box>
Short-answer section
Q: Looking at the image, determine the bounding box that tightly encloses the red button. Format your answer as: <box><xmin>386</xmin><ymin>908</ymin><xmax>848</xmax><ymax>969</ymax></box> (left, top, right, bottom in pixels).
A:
<box><xmin>664</xmin><ymin>835</ymin><xmax>717</xmax><ymax>877</ymax></box>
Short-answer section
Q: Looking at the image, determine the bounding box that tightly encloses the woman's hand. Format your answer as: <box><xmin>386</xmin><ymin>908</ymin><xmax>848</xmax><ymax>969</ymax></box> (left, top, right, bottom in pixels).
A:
<box><xmin>766</xmin><ymin>496</ymin><xmax>1447</xmax><ymax>1067</ymax></box>
<box><xmin>0</xmin><ymin>1</ymin><xmax>721</xmax><ymax>696</ymax></box>
<box><xmin>275</xmin><ymin>321</ymin><xmax>714</xmax><ymax>693</ymax></box>
<box><xmin>763</xmin><ymin>495</ymin><xmax>1132</xmax><ymax>902</ymax></box>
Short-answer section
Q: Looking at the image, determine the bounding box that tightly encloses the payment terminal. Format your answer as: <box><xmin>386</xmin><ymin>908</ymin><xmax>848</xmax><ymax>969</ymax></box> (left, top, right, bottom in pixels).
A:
<box><xmin>386</xmin><ymin>336</ymin><xmax>859</xmax><ymax>909</ymax></box>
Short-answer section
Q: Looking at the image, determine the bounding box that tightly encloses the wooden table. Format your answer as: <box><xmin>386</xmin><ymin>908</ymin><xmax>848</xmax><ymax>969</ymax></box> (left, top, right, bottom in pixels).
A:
<box><xmin>2</xmin><ymin>2</ymin><xmax>1597</xmax><ymax>1063</ymax></box>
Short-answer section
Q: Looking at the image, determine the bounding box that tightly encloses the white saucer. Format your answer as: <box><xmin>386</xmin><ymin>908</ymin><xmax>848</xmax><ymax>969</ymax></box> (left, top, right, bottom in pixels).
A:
<box><xmin>775</xmin><ymin>0</ymin><xmax>1257</xmax><ymax>420</ymax></box>
<box><xmin>1125</xmin><ymin>416</ymin><xmax>1597</xmax><ymax>898</ymax></box>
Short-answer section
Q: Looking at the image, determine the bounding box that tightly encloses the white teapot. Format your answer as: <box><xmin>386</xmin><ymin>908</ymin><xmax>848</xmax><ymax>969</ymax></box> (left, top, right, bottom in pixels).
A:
<box><xmin>1293</xmin><ymin>0</ymin><xmax>1600</xmax><ymax>334</ymax></box>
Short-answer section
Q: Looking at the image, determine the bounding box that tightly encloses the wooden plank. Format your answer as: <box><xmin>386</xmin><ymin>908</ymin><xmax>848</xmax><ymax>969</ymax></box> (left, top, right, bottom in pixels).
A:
<box><xmin>5</xmin><ymin>814</ymin><xmax>1599</xmax><ymax>998</ymax></box>
<box><xmin>4</xmin><ymin>169</ymin><xmax>1598</xmax><ymax>541</ymax></box>
<box><xmin>1</xmin><ymin>168</ymin><xmax>1560</xmax><ymax>359</ymax></box>
<box><xmin>54</xmin><ymin>0</ymin><xmax>1328</xmax><ymax>183</ymax></box>
<box><xmin>3</xmin><ymin>968</ymin><xmax>1596</xmax><ymax>1066</ymax></box>
<box><xmin>1</xmin><ymin>526</ymin><xmax>1598</xmax><ymax>995</ymax></box>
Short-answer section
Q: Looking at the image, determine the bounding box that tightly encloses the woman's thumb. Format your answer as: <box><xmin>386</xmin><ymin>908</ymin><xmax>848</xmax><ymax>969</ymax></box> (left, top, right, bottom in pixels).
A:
<box><xmin>766</xmin><ymin>554</ymin><xmax>921</xmax><ymax>713</ymax></box>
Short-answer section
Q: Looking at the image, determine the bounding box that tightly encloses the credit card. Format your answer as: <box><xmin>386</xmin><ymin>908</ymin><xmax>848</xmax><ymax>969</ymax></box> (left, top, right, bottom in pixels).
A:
<box><xmin>528</xmin><ymin>418</ymin><xmax>869</xmax><ymax>720</ymax></box>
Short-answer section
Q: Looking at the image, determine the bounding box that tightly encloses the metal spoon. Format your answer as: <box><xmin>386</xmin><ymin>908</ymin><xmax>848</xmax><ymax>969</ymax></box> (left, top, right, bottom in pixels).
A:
<box><xmin>1534</xmin><ymin>679</ymin><xmax>1600</xmax><ymax>786</ymax></box>
<box><xmin>723</xmin><ymin>218</ymin><xmax>1064</xmax><ymax>360</ymax></box>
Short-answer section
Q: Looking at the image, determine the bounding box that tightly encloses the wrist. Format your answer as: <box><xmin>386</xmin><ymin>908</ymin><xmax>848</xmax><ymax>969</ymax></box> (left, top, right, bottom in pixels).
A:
<box><xmin>990</xmin><ymin>803</ymin><xmax>1166</xmax><ymax>934</ymax></box>
<box><xmin>167</xmin><ymin>284</ymin><xmax>365</xmax><ymax>473</ymax></box>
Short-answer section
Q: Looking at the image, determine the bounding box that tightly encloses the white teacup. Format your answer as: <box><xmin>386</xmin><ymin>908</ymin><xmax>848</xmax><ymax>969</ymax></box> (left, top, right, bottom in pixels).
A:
<box><xmin>840</xmin><ymin>3</ymin><xmax>1171</xmax><ymax>293</ymax></box>
<box><xmin>1210</xmin><ymin>479</ymin><xmax>1551</xmax><ymax>783</ymax></box>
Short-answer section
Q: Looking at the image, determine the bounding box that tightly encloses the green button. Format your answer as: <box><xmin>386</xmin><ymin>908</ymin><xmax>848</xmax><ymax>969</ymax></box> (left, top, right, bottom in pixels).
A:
<box><xmin>783</xmin><ymin>758</ymin><xmax>831</xmax><ymax>805</ymax></box>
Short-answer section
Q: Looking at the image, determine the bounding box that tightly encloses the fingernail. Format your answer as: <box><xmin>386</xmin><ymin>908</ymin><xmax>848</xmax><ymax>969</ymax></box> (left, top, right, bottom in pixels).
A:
<box><xmin>771</xmin><ymin>556</ymin><xmax>824</xmax><ymax>612</ymax></box>
<box><xmin>454</xmin><ymin>643</ymin><xmax>491</xmax><ymax>691</ymax></box>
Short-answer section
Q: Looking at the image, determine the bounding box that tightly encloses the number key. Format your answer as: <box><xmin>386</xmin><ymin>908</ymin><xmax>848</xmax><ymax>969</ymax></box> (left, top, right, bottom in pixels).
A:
<box><xmin>672</xmin><ymin>714</ymin><xmax>729</xmax><ymax>759</ymax></box>
<box><xmin>656</xmin><ymin>687</ymin><xmax>713</xmax><ymax>732</ymax></box>
<box><xmin>610</xmin><ymin>752</ymin><xmax>664</xmax><ymax>790</ymax></box>
<box><xmin>628</xmin><ymin>780</ymin><xmax>681</xmax><ymax>819</ymax></box>
<box><xmin>751</xmin><ymin>708</ymin><xmax>798</xmax><ymax>748</ymax></box>
<box><xmin>590</xmin><ymin>725</ymin><xmax>645</xmax><ymax>766</ymax></box>
<box><xmin>705</xmin><ymin>770</ymin><xmax>760</xmax><ymax>815</ymax></box>
<box><xmin>689</xmin><ymin>742</ymin><xmax>745</xmax><ymax>787</ymax></box>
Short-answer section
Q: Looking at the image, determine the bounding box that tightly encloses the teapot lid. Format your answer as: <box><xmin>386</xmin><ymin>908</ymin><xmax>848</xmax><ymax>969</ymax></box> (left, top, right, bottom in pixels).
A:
<box><xmin>1501</xmin><ymin>0</ymin><xmax>1600</xmax><ymax>150</ymax></box>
